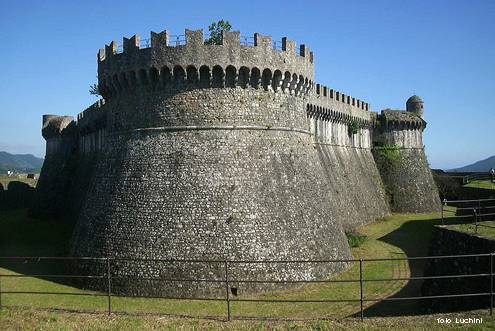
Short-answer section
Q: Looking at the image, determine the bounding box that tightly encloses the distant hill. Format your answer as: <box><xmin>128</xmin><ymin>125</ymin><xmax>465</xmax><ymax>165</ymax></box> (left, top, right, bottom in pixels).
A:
<box><xmin>450</xmin><ymin>155</ymin><xmax>495</xmax><ymax>172</ymax></box>
<box><xmin>0</xmin><ymin>151</ymin><xmax>44</xmax><ymax>174</ymax></box>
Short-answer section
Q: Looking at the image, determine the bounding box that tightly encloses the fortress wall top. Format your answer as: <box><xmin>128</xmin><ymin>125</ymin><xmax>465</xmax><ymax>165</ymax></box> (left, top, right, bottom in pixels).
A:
<box><xmin>313</xmin><ymin>83</ymin><xmax>370</xmax><ymax>112</ymax></box>
<box><xmin>77</xmin><ymin>99</ymin><xmax>107</xmax><ymax>135</ymax></box>
<box><xmin>42</xmin><ymin>115</ymin><xmax>74</xmax><ymax>140</ymax></box>
<box><xmin>307</xmin><ymin>84</ymin><xmax>372</xmax><ymax>126</ymax></box>
<box><xmin>377</xmin><ymin>109</ymin><xmax>426</xmax><ymax>131</ymax></box>
<box><xmin>97</xmin><ymin>29</ymin><xmax>314</xmax><ymax>99</ymax></box>
<box><xmin>374</xmin><ymin>109</ymin><xmax>426</xmax><ymax>148</ymax></box>
<box><xmin>42</xmin><ymin>115</ymin><xmax>76</xmax><ymax>156</ymax></box>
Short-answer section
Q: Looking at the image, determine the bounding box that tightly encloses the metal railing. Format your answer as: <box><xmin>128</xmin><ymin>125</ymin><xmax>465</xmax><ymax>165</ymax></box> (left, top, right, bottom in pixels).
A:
<box><xmin>240</xmin><ymin>35</ymin><xmax>254</xmax><ymax>46</ymax></box>
<box><xmin>113</xmin><ymin>34</ymin><xmax>284</xmax><ymax>53</ymax></box>
<box><xmin>463</xmin><ymin>173</ymin><xmax>493</xmax><ymax>185</ymax></box>
<box><xmin>1</xmin><ymin>254</ymin><xmax>495</xmax><ymax>321</ymax></box>
<box><xmin>441</xmin><ymin>198</ymin><xmax>495</xmax><ymax>234</ymax></box>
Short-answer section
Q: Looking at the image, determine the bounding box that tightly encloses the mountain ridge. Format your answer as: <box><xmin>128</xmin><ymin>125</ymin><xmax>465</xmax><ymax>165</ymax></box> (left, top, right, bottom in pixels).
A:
<box><xmin>0</xmin><ymin>151</ymin><xmax>44</xmax><ymax>173</ymax></box>
<box><xmin>449</xmin><ymin>155</ymin><xmax>495</xmax><ymax>172</ymax></box>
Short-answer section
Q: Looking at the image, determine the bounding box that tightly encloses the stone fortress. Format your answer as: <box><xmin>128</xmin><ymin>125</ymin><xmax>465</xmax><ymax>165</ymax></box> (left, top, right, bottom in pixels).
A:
<box><xmin>33</xmin><ymin>28</ymin><xmax>440</xmax><ymax>296</ymax></box>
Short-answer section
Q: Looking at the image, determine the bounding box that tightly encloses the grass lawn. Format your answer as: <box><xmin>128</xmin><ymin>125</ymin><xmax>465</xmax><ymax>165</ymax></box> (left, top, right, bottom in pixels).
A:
<box><xmin>448</xmin><ymin>221</ymin><xmax>495</xmax><ymax>239</ymax></box>
<box><xmin>1</xmin><ymin>207</ymin><xmax>494</xmax><ymax>329</ymax></box>
<box><xmin>0</xmin><ymin>174</ymin><xmax>38</xmax><ymax>189</ymax></box>
<box><xmin>465</xmin><ymin>179</ymin><xmax>495</xmax><ymax>191</ymax></box>
<box><xmin>1</xmin><ymin>308</ymin><xmax>493</xmax><ymax>331</ymax></box>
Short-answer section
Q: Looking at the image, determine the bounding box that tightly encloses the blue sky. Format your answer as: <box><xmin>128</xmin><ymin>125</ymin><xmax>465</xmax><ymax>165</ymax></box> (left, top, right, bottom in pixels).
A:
<box><xmin>0</xmin><ymin>0</ymin><xmax>493</xmax><ymax>169</ymax></box>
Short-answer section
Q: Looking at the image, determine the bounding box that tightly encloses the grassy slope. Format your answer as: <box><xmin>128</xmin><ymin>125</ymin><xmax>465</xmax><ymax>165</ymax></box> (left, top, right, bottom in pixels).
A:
<box><xmin>1</xmin><ymin>208</ymin><xmax>494</xmax><ymax>329</ymax></box>
<box><xmin>0</xmin><ymin>174</ymin><xmax>38</xmax><ymax>189</ymax></box>
<box><xmin>447</xmin><ymin>179</ymin><xmax>495</xmax><ymax>237</ymax></box>
<box><xmin>448</xmin><ymin>221</ymin><xmax>495</xmax><ymax>239</ymax></box>
<box><xmin>465</xmin><ymin>179</ymin><xmax>495</xmax><ymax>191</ymax></box>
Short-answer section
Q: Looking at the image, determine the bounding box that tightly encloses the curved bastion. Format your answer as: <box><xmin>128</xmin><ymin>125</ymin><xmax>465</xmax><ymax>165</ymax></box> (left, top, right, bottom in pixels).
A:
<box><xmin>68</xmin><ymin>29</ymin><xmax>352</xmax><ymax>296</ymax></box>
<box><xmin>33</xmin><ymin>27</ymin><xmax>440</xmax><ymax>297</ymax></box>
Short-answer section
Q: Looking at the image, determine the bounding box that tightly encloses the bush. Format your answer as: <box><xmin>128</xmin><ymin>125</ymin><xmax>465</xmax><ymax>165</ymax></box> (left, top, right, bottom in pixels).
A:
<box><xmin>376</xmin><ymin>144</ymin><xmax>401</xmax><ymax>163</ymax></box>
<box><xmin>348</xmin><ymin>120</ymin><xmax>360</xmax><ymax>135</ymax></box>
<box><xmin>346</xmin><ymin>232</ymin><xmax>367</xmax><ymax>248</ymax></box>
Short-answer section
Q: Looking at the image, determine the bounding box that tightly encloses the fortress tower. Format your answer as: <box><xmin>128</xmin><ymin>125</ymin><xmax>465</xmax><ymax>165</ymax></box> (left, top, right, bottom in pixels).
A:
<box><xmin>406</xmin><ymin>95</ymin><xmax>424</xmax><ymax>117</ymax></box>
<box><xmin>71</xmin><ymin>29</ymin><xmax>353</xmax><ymax>296</ymax></box>
<box><xmin>33</xmin><ymin>27</ymin><xmax>439</xmax><ymax>296</ymax></box>
<box><xmin>372</xmin><ymin>96</ymin><xmax>440</xmax><ymax>212</ymax></box>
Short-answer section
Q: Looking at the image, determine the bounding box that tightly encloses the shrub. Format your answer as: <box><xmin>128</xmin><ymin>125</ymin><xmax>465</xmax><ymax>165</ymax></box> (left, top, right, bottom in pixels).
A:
<box><xmin>376</xmin><ymin>144</ymin><xmax>401</xmax><ymax>163</ymax></box>
<box><xmin>346</xmin><ymin>232</ymin><xmax>367</xmax><ymax>248</ymax></box>
<box><xmin>348</xmin><ymin>120</ymin><xmax>360</xmax><ymax>135</ymax></box>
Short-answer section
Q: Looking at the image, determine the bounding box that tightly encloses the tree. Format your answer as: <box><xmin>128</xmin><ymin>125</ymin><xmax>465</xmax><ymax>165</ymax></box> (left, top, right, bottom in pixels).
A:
<box><xmin>89</xmin><ymin>83</ymin><xmax>100</xmax><ymax>97</ymax></box>
<box><xmin>204</xmin><ymin>20</ymin><xmax>232</xmax><ymax>45</ymax></box>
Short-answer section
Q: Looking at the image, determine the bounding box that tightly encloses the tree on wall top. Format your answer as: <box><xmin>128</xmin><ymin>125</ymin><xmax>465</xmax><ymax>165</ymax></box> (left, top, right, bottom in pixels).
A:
<box><xmin>89</xmin><ymin>83</ymin><xmax>100</xmax><ymax>97</ymax></box>
<box><xmin>204</xmin><ymin>20</ymin><xmax>232</xmax><ymax>45</ymax></box>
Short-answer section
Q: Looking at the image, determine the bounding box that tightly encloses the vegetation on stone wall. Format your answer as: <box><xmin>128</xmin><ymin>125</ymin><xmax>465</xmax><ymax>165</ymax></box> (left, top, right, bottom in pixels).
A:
<box><xmin>376</xmin><ymin>144</ymin><xmax>402</xmax><ymax>164</ymax></box>
<box><xmin>88</xmin><ymin>75</ymin><xmax>101</xmax><ymax>97</ymax></box>
<box><xmin>348</xmin><ymin>119</ymin><xmax>360</xmax><ymax>135</ymax></box>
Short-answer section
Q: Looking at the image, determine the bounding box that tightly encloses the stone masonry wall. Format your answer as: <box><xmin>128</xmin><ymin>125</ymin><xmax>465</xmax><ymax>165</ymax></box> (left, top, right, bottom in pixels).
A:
<box><xmin>421</xmin><ymin>226</ymin><xmax>495</xmax><ymax>312</ymax></box>
<box><xmin>70</xmin><ymin>86</ymin><xmax>351</xmax><ymax>296</ymax></box>
<box><xmin>316</xmin><ymin>145</ymin><xmax>389</xmax><ymax>230</ymax></box>
<box><xmin>373</xmin><ymin>148</ymin><xmax>440</xmax><ymax>213</ymax></box>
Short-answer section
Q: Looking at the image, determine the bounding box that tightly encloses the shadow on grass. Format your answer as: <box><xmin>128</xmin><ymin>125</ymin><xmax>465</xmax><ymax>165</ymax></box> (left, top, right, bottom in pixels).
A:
<box><xmin>357</xmin><ymin>215</ymin><xmax>471</xmax><ymax>318</ymax></box>
<box><xmin>2</xmin><ymin>207</ymin><xmax>482</xmax><ymax>320</ymax></box>
<box><xmin>0</xmin><ymin>208</ymin><xmax>77</xmax><ymax>287</ymax></box>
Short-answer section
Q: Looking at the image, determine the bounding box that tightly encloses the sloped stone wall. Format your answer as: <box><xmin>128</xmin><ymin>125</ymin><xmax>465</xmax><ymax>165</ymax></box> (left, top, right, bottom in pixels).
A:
<box><xmin>373</xmin><ymin>148</ymin><xmax>440</xmax><ymax>213</ymax></box>
<box><xmin>70</xmin><ymin>87</ymin><xmax>351</xmax><ymax>296</ymax></box>
<box><xmin>316</xmin><ymin>145</ymin><xmax>389</xmax><ymax>230</ymax></box>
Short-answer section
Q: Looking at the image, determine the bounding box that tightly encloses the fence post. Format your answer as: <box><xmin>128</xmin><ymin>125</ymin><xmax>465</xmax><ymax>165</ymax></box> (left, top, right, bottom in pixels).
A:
<box><xmin>474</xmin><ymin>209</ymin><xmax>479</xmax><ymax>234</ymax></box>
<box><xmin>0</xmin><ymin>273</ymin><xmax>2</xmax><ymax>309</ymax></box>
<box><xmin>359</xmin><ymin>259</ymin><xmax>364</xmax><ymax>321</ymax></box>
<box><xmin>441</xmin><ymin>201</ymin><xmax>444</xmax><ymax>225</ymax></box>
<box><xmin>491</xmin><ymin>253</ymin><xmax>493</xmax><ymax>316</ymax></box>
<box><xmin>107</xmin><ymin>258</ymin><xmax>112</xmax><ymax>315</ymax></box>
<box><xmin>224</xmin><ymin>260</ymin><xmax>231</xmax><ymax>321</ymax></box>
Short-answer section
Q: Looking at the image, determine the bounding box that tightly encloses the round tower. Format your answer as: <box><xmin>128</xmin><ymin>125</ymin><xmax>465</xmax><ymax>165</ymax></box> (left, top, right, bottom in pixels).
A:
<box><xmin>70</xmin><ymin>28</ymin><xmax>351</xmax><ymax>296</ymax></box>
<box><xmin>406</xmin><ymin>95</ymin><xmax>424</xmax><ymax>117</ymax></box>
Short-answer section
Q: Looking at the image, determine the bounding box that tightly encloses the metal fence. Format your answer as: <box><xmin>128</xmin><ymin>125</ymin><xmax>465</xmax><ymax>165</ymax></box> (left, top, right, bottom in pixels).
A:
<box><xmin>463</xmin><ymin>173</ymin><xmax>493</xmax><ymax>185</ymax></box>
<box><xmin>441</xmin><ymin>198</ymin><xmax>495</xmax><ymax>233</ymax></box>
<box><xmin>1</xmin><ymin>253</ymin><xmax>495</xmax><ymax>321</ymax></box>
<box><xmin>113</xmin><ymin>34</ymin><xmax>284</xmax><ymax>53</ymax></box>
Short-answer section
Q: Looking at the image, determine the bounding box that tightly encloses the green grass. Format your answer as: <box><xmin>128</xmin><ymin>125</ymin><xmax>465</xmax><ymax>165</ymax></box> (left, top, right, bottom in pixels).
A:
<box><xmin>1</xmin><ymin>208</ymin><xmax>493</xmax><ymax>329</ymax></box>
<box><xmin>0</xmin><ymin>174</ymin><xmax>38</xmax><ymax>189</ymax></box>
<box><xmin>448</xmin><ymin>221</ymin><xmax>495</xmax><ymax>239</ymax></box>
<box><xmin>464</xmin><ymin>179</ymin><xmax>495</xmax><ymax>191</ymax></box>
<box><xmin>1</xmin><ymin>308</ymin><xmax>494</xmax><ymax>330</ymax></box>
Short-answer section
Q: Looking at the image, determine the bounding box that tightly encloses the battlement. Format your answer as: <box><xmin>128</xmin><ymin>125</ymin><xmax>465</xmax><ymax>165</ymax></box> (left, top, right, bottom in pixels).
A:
<box><xmin>98</xmin><ymin>29</ymin><xmax>313</xmax><ymax>63</ymax></box>
<box><xmin>307</xmin><ymin>83</ymin><xmax>373</xmax><ymax>128</ymax></box>
<box><xmin>378</xmin><ymin>109</ymin><xmax>426</xmax><ymax>131</ymax></box>
<box><xmin>306</xmin><ymin>104</ymin><xmax>372</xmax><ymax>128</ymax></box>
<box><xmin>97</xmin><ymin>29</ymin><xmax>315</xmax><ymax>100</ymax></box>
<box><xmin>314</xmin><ymin>84</ymin><xmax>369</xmax><ymax>112</ymax></box>
<box><xmin>77</xmin><ymin>99</ymin><xmax>107</xmax><ymax>135</ymax></box>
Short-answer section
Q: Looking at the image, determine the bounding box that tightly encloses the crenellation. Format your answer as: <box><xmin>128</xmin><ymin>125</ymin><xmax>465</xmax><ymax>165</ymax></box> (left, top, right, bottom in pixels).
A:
<box><xmin>104</xmin><ymin>41</ymin><xmax>117</xmax><ymax>59</ymax></box>
<box><xmin>123</xmin><ymin>34</ymin><xmax>140</xmax><ymax>53</ymax></box>
<box><xmin>97</xmin><ymin>28</ymin><xmax>315</xmax><ymax>101</ymax></box>
<box><xmin>254</xmin><ymin>32</ymin><xmax>272</xmax><ymax>48</ymax></box>
<box><xmin>221</xmin><ymin>30</ymin><xmax>240</xmax><ymax>46</ymax></box>
<box><xmin>185</xmin><ymin>29</ymin><xmax>203</xmax><ymax>46</ymax></box>
<box><xmin>150</xmin><ymin>30</ymin><xmax>169</xmax><ymax>48</ymax></box>
<box><xmin>281</xmin><ymin>37</ymin><xmax>296</xmax><ymax>54</ymax></box>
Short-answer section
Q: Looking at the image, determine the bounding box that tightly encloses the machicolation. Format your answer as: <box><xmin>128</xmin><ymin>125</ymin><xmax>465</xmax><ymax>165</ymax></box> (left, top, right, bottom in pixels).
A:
<box><xmin>33</xmin><ymin>27</ymin><xmax>441</xmax><ymax>297</ymax></box>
